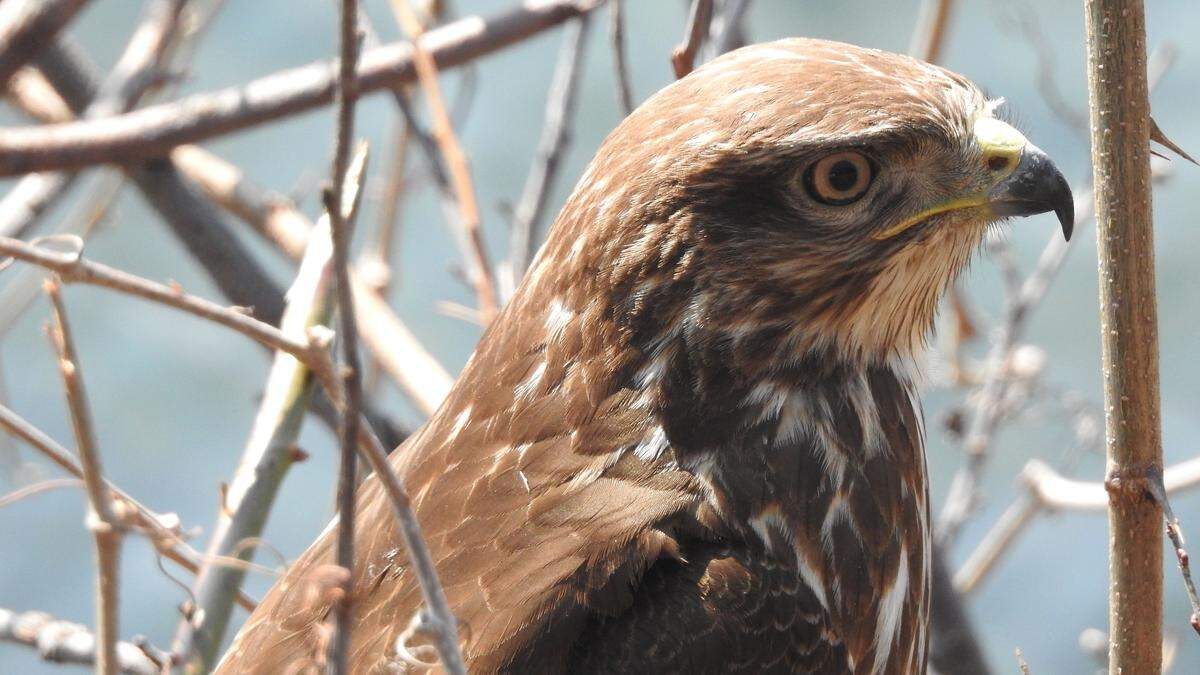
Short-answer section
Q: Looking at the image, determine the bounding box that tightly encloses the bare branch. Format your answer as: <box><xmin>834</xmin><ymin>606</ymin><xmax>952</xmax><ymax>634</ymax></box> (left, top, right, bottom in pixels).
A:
<box><xmin>0</xmin><ymin>607</ymin><xmax>160</xmax><ymax>675</ymax></box>
<box><xmin>355</xmin><ymin>426</ymin><xmax>467</xmax><ymax>675</ymax></box>
<box><xmin>608</xmin><ymin>0</ymin><xmax>635</xmax><ymax>115</ymax></box>
<box><xmin>1147</xmin><ymin>475</ymin><xmax>1200</xmax><ymax>636</ymax></box>
<box><xmin>170</xmin><ymin>144</ymin><xmax>454</xmax><ymax>414</ymax></box>
<box><xmin>1084</xmin><ymin>2</ymin><xmax>1163</xmax><ymax>668</ymax></box>
<box><xmin>0</xmin><ymin>402</ymin><xmax>256</xmax><ymax>611</ymax></box>
<box><xmin>0</xmin><ymin>235</ymin><xmax>333</xmax><ymax>384</ymax></box>
<box><xmin>0</xmin><ymin>0</ymin><xmax>91</xmax><ymax>88</ymax></box>
<box><xmin>508</xmin><ymin>15</ymin><xmax>590</xmax><ymax>291</ymax></box>
<box><xmin>173</xmin><ymin>148</ymin><xmax>368</xmax><ymax>672</ymax></box>
<box><xmin>671</xmin><ymin>0</ymin><xmax>713</xmax><ymax>79</ymax></box>
<box><xmin>707</xmin><ymin>0</ymin><xmax>752</xmax><ymax>57</ymax></box>
<box><xmin>45</xmin><ymin>279</ymin><xmax>122</xmax><ymax>675</ymax></box>
<box><xmin>0</xmin><ymin>0</ymin><xmax>189</xmax><ymax>241</ymax></box>
<box><xmin>389</xmin><ymin>0</ymin><xmax>498</xmax><ymax>321</ymax></box>
<box><xmin>327</xmin><ymin>1</ymin><xmax>364</xmax><ymax>669</ymax></box>
<box><xmin>0</xmin><ymin>1</ymin><xmax>598</xmax><ymax>177</ymax></box>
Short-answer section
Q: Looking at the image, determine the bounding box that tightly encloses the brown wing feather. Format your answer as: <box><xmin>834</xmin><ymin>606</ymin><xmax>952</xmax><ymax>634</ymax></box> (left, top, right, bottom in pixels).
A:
<box><xmin>216</xmin><ymin>262</ymin><xmax>709</xmax><ymax>673</ymax></box>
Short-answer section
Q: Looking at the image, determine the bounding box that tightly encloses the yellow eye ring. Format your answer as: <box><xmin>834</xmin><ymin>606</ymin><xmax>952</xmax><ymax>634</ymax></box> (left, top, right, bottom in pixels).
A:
<box><xmin>804</xmin><ymin>151</ymin><xmax>874</xmax><ymax>205</ymax></box>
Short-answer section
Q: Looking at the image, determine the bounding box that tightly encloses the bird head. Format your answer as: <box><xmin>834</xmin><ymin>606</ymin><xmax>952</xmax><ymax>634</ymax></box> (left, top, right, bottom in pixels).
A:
<box><xmin>525</xmin><ymin>38</ymin><xmax>1073</xmax><ymax>373</ymax></box>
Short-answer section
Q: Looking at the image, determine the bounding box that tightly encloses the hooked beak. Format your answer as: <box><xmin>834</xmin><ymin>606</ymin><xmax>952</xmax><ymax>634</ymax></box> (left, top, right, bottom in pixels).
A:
<box><xmin>987</xmin><ymin>143</ymin><xmax>1075</xmax><ymax>241</ymax></box>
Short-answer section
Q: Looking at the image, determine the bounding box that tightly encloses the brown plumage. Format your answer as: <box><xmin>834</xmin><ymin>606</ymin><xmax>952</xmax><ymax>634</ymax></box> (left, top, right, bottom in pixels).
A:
<box><xmin>217</xmin><ymin>38</ymin><xmax>1071</xmax><ymax>674</ymax></box>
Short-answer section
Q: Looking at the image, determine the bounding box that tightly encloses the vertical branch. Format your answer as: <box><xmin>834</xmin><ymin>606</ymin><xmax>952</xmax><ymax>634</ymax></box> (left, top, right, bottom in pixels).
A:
<box><xmin>173</xmin><ymin>149</ymin><xmax>367</xmax><ymax>673</ymax></box>
<box><xmin>508</xmin><ymin>15</ymin><xmax>590</xmax><ymax>291</ymax></box>
<box><xmin>608</xmin><ymin>0</ymin><xmax>635</xmax><ymax>115</ymax></box>
<box><xmin>1083</xmin><ymin>1</ymin><xmax>1164</xmax><ymax>673</ymax></box>
<box><xmin>45</xmin><ymin>279</ymin><xmax>122</xmax><ymax>675</ymax></box>
<box><xmin>327</xmin><ymin>0</ymin><xmax>363</xmax><ymax>672</ymax></box>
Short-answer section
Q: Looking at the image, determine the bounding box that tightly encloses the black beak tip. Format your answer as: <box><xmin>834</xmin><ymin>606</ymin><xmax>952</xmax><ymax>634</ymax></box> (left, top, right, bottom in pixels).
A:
<box><xmin>1056</xmin><ymin>202</ymin><xmax>1074</xmax><ymax>241</ymax></box>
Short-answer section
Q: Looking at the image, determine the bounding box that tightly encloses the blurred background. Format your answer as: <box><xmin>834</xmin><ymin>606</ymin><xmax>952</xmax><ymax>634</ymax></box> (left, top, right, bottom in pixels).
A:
<box><xmin>1</xmin><ymin>0</ymin><xmax>1198</xmax><ymax>672</ymax></box>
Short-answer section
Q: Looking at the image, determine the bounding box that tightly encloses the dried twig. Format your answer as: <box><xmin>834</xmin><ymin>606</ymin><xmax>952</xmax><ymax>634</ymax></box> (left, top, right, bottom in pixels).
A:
<box><xmin>0</xmin><ymin>402</ymin><xmax>255</xmax><ymax>611</ymax></box>
<box><xmin>0</xmin><ymin>477</ymin><xmax>82</xmax><ymax>508</ymax></box>
<box><xmin>389</xmin><ymin>0</ymin><xmax>498</xmax><ymax>321</ymax></box>
<box><xmin>174</xmin><ymin>147</ymin><xmax>369</xmax><ymax>672</ymax></box>
<box><xmin>170</xmin><ymin>144</ymin><xmax>453</xmax><ymax>414</ymax></box>
<box><xmin>608</xmin><ymin>0</ymin><xmax>635</xmax><ymax>115</ymax></box>
<box><xmin>0</xmin><ymin>235</ymin><xmax>335</xmax><ymax>386</ymax></box>
<box><xmin>1147</xmin><ymin>473</ymin><xmax>1200</xmax><ymax>636</ymax></box>
<box><xmin>0</xmin><ymin>0</ymin><xmax>91</xmax><ymax>88</ymax></box>
<box><xmin>46</xmin><ymin>279</ymin><xmax>122</xmax><ymax>675</ymax></box>
<box><xmin>355</xmin><ymin>428</ymin><xmax>467</xmax><ymax>675</ymax></box>
<box><xmin>327</xmin><ymin>1</ymin><xmax>364</xmax><ymax>669</ymax></box>
<box><xmin>508</xmin><ymin>15</ymin><xmax>590</xmax><ymax>292</ymax></box>
<box><xmin>0</xmin><ymin>0</ymin><xmax>189</xmax><ymax>240</ymax></box>
<box><xmin>671</xmin><ymin>0</ymin><xmax>713</xmax><ymax>79</ymax></box>
<box><xmin>0</xmin><ymin>1</ymin><xmax>597</xmax><ymax>176</ymax></box>
<box><xmin>0</xmin><ymin>607</ymin><xmax>160</xmax><ymax>675</ymax></box>
<box><xmin>28</xmin><ymin>38</ymin><xmax>408</xmax><ymax>448</ymax></box>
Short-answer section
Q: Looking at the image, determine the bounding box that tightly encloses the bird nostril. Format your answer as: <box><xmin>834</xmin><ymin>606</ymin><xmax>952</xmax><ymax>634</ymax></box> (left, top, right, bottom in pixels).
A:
<box><xmin>986</xmin><ymin>155</ymin><xmax>1011</xmax><ymax>172</ymax></box>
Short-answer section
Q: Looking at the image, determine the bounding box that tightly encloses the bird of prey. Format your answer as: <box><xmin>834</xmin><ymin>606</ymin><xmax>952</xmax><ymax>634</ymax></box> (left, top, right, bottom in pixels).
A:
<box><xmin>217</xmin><ymin>38</ymin><xmax>1072</xmax><ymax>674</ymax></box>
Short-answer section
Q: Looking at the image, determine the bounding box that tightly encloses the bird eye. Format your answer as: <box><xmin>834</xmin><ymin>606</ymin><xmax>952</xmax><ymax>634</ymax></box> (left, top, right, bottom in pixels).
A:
<box><xmin>804</xmin><ymin>151</ymin><xmax>874</xmax><ymax>205</ymax></box>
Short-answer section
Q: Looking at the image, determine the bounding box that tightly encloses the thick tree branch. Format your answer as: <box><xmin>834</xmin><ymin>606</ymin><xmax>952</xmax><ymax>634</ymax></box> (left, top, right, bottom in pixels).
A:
<box><xmin>1084</xmin><ymin>1</ymin><xmax>1164</xmax><ymax>671</ymax></box>
<box><xmin>508</xmin><ymin>15</ymin><xmax>590</xmax><ymax>291</ymax></box>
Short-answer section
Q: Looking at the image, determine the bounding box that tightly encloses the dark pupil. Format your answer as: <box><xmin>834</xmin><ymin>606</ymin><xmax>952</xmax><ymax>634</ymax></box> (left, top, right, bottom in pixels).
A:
<box><xmin>827</xmin><ymin>160</ymin><xmax>859</xmax><ymax>192</ymax></box>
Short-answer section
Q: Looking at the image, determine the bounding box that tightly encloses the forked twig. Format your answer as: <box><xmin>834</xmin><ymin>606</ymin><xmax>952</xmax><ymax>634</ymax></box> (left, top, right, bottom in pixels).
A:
<box><xmin>45</xmin><ymin>279</ymin><xmax>122</xmax><ymax>675</ymax></box>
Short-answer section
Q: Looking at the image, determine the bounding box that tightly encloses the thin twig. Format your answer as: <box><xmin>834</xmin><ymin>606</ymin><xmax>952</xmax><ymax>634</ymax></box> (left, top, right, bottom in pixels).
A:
<box><xmin>174</xmin><ymin>147</ymin><xmax>369</xmax><ymax>672</ymax></box>
<box><xmin>671</xmin><ymin>0</ymin><xmax>713</xmax><ymax>79</ymax></box>
<box><xmin>0</xmin><ymin>477</ymin><xmax>83</xmax><ymax>508</ymax></box>
<box><xmin>389</xmin><ymin>0</ymin><xmax>499</xmax><ymax>321</ymax></box>
<box><xmin>1146</xmin><ymin>472</ymin><xmax>1200</xmax><ymax>636</ymax></box>
<box><xmin>608</xmin><ymin>0</ymin><xmax>634</xmax><ymax>115</ymax></box>
<box><xmin>354</xmin><ymin>430</ymin><xmax>467</xmax><ymax>675</ymax></box>
<box><xmin>327</xmin><ymin>1</ymin><xmax>364</xmax><ymax>669</ymax></box>
<box><xmin>0</xmin><ymin>607</ymin><xmax>160</xmax><ymax>675</ymax></box>
<box><xmin>0</xmin><ymin>235</ymin><xmax>335</xmax><ymax>386</ymax></box>
<box><xmin>0</xmin><ymin>402</ymin><xmax>256</xmax><ymax>612</ymax></box>
<box><xmin>170</xmin><ymin>144</ymin><xmax>454</xmax><ymax>414</ymax></box>
<box><xmin>0</xmin><ymin>1</ymin><xmax>598</xmax><ymax>176</ymax></box>
<box><xmin>0</xmin><ymin>0</ymin><xmax>91</xmax><ymax>88</ymax></box>
<box><xmin>508</xmin><ymin>15</ymin><xmax>590</xmax><ymax>293</ymax></box>
<box><xmin>46</xmin><ymin>279</ymin><xmax>122</xmax><ymax>675</ymax></box>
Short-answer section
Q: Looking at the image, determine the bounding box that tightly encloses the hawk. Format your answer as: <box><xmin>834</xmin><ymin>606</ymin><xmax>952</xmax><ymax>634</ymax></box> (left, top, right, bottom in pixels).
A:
<box><xmin>217</xmin><ymin>38</ymin><xmax>1071</xmax><ymax>674</ymax></box>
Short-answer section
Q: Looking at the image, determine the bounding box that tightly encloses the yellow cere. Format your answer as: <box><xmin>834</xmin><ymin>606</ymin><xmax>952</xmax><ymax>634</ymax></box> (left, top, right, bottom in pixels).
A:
<box><xmin>872</xmin><ymin>116</ymin><xmax>1029</xmax><ymax>240</ymax></box>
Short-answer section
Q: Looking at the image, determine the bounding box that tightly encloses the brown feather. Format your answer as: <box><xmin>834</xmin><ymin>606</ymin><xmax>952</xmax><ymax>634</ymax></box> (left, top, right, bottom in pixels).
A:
<box><xmin>217</xmin><ymin>38</ymin><xmax>1011</xmax><ymax>674</ymax></box>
